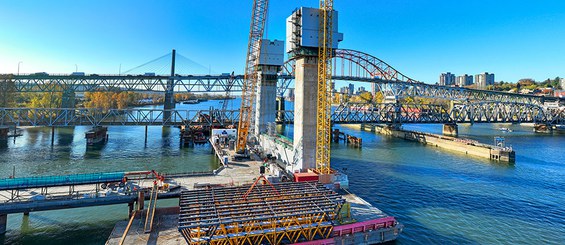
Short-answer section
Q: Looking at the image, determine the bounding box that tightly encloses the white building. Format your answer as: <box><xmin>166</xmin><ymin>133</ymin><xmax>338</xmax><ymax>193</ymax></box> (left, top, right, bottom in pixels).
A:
<box><xmin>456</xmin><ymin>74</ymin><xmax>473</xmax><ymax>87</ymax></box>
<box><xmin>475</xmin><ymin>72</ymin><xmax>495</xmax><ymax>89</ymax></box>
<box><xmin>439</xmin><ymin>72</ymin><xmax>456</xmax><ymax>86</ymax></box>
<box><xmin>560</xmin><ymin>78</ymin><xmax>565</xmax><ymax>89</ymax></box>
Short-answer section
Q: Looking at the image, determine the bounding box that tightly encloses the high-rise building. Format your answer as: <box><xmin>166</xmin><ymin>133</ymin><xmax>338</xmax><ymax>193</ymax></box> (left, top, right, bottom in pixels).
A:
<box><xmin>357</xmin><ymin>86</ymin><xmax>366</xmax><ymax>94</ymax></box>
<box><xmin>560</xmin><ymin>78</ymin><xmax>565</xmax><ymax>89</ymax></box>
<box><xmin>475</xmin><ymin>72</ymin><xmax>495</xmax><ymax>89</ymax></box>
<box><xmin>439</xmin><ymin>72</ymin><xmax>456</xmax><ymax>86</ymax></box>
<box><xmin>348</xmin><ymin>83</ymin><xmax>354</xmax><ymax>96</ymax></box>
<box><xmin>456</xmin><ymin>74</ymin><xmax>473</xmax><ymax>87</ymax></box>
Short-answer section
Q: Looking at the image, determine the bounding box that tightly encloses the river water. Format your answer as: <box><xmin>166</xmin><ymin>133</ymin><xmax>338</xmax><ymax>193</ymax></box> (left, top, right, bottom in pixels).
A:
<box><xmin>1</xmin><ymin>100</ymin><xmax>564</xmax><ymax>244</ymax></box>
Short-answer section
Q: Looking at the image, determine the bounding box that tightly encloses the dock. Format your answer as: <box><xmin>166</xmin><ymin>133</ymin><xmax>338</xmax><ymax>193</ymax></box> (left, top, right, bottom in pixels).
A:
<box><xmin>357</xmin><ymin>124</ymin><xmax>516</xmax><ymax>163</ymax></box>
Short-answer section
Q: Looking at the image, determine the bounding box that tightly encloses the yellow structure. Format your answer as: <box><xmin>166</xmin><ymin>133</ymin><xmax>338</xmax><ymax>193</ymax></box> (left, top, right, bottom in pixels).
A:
<box><xmin>237</xmin><ymin>0</ymin><xmax>270</xmax><ymax>152</ymax></box>
<box><xmin>316</xmin><ymin>0</ymin><xmax>334</xmax><ymax>175</ymax></box>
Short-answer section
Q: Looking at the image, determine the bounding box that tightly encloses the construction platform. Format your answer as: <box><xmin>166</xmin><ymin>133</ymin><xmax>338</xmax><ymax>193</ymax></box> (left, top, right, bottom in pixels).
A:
<box><xmin>179</xmin><ymin>181</ymin><xmax>344</xmax><ymax>244</ymax></box>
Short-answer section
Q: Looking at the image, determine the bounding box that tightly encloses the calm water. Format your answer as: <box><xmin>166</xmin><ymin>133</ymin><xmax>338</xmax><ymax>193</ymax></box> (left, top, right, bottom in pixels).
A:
<box><xmin>1</xmin><ymin>101</ymin><xmax>564</xmax><ymax>244</ymax></box>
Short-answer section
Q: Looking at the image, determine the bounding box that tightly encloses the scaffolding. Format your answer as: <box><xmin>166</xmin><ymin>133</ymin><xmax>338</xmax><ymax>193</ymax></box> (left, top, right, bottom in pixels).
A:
<box><xmin>178</xmin><ymin>181</ymin><xmax>344</xmax><ymax>245</ymax></box>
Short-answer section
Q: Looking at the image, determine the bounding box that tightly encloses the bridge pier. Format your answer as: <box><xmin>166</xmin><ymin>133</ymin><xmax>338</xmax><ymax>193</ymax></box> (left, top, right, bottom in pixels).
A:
<box><xmin>0</xmin><ymin>213</ymin><xmax>6</xmax><ymax>234</ymax></box>
<box><xmin>442</xmin><ymin>123</ymin><xmax>458</xmax><ymax>137</ymax></box>
<box><xmin>533</xmin><ymin>124</ymin><xmax>552</xmax><ymax>133</ymax></box>
<box><xmin>254</xmin><ymin>66</ymin><xmax>279</xmax><ymax>136</ymax></box>
<box><xmin>293</xmin><ymin>56</ymin><xmax>319</xmax><ymax>171</ymax></box>
<box><xmin>0</xmin><ymin>126</ymin><xmax>8</xmax><ymax>139</ymax></box>
<box><xmin>276</xmin><ymin>97</ymin><xmax>286</xmax><ymax>123</ymax></box>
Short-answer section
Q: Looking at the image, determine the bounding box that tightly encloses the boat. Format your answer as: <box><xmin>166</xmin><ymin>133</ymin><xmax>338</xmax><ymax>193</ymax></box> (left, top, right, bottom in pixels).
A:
<box><xmin>193</xmin><ymin>131</ymin><xmax>208</xmax><ymax>144</ymax></box>
<box><xmin>498</xmin><ymin>127</ymin><xmax>513</xmax><ymax>132</ymax></box>
<box><xmin>85</xmin><ymin>126</ymin><xmax>108</xmax><ymax>145</ymax></box>
<box><xmin>182</xmin><ymin>99</ymin><xmax>200</xmax><ymax>104</ymax></box>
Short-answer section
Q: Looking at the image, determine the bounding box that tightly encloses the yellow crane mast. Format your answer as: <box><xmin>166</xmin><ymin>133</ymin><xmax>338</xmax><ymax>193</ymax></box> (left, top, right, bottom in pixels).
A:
<box><xmin>316</xmin><ymin>0</ymin><xmax>334</xmax><ymax>175</ymax></box>
<box><xmin>237</xmin><ymin>0</ymin><xmax>270</xmax><ymax>152</ymax></box>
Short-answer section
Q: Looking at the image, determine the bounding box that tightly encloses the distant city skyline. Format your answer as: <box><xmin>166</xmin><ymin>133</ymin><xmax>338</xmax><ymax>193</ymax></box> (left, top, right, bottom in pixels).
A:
<box><xmin>1</xmin><ymin>0</ymin><xmax>564</xmax><ymax>84</ymax></box>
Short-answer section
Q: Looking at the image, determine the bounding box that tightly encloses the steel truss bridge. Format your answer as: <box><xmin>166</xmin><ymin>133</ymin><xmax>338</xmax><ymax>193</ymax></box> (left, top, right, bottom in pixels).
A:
<box><xmin>0</xmin><ymin>103</ymin><xmax>562</xmax><ymax>127</ymax></box>
<box><xmin>1</xmin><ymin>49</ymin><xmax>559</xmax><ymax>106</ymax></box>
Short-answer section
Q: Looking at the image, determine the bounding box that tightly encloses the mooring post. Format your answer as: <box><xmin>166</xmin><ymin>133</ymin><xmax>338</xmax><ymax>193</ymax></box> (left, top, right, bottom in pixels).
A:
<box><xmin>145</xmin><ymin>126</ymin><xmax>148</xmax><ymax>145</ymax></box>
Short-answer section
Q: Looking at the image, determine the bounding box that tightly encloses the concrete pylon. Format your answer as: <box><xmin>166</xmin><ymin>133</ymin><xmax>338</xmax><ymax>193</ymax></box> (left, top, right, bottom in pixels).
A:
<box><xmin>293</xmin><ymin>56</ymin><xmax>319</xmax><ymax>171</ymax></box>
<box><xmin>443</xmin><ymin>123</ymin><xmax>458</xmax><ymax>137</ymax></box>
<box><xmin>164</xmin><ymin>49</ymin><xmax>176</xmax><ymax>122</ymax></box>
<box><xmin>254</xmin><ymin>66</ymin><xmax>278</xmax><ymax>136</ymax></box>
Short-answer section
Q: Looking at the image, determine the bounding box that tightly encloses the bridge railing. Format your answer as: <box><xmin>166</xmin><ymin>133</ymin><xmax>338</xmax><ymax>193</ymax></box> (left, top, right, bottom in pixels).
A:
<box><xmin>0</xmin><ymin>104</ymin><xmax>563</xmax><ymax>127</ymax></box>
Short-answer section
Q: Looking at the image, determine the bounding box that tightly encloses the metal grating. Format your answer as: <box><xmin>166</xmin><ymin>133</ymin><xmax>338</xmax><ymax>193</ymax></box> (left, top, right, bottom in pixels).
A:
<box><xmin>178</xmin><ymin>181</ymin><xmax>344</xmax><ymax>245</ymax></box>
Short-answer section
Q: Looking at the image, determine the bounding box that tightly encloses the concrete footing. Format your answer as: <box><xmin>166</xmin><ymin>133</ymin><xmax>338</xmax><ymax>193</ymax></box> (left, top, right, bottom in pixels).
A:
<box><xmin>442</xmin><ymin>123</ymin><xmax>458</xmax><ymax>137</ymax></box>
<box><xmin>0</xmin><ymin>213</ymin><xmax>7</xmax><ymax>234</ymax></box>
<box><xmin>533</xmin><ymin>124</ymin><xmax>552</xmax><ymax>133</ymax></box>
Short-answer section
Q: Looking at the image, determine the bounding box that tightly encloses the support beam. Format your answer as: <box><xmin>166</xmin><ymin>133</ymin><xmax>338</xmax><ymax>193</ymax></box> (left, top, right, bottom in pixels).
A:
<box><xmin>254</xmin><ymin>66</ymin><xmax>279</xmax><ymax>136</ymax></box>
<box><xmin>293</xmin><ymin>56</ymin><xmax>319</xmax><ymax>171</ymax></box>
<box><xmin>442</xmin><ymin>123</ymin><xmax>458</xmax><ymax>137</ymax></box>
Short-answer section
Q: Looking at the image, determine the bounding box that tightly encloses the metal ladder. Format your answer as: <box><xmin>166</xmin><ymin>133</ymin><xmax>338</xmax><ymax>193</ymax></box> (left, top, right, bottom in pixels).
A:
<box><xmin>144</xmin><ymin>183</ymin><xmax>158</xmax><ymax>233</ymax></box>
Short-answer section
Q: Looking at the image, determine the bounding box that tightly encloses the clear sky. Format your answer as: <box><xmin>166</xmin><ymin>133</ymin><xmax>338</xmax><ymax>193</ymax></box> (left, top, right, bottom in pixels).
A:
<box><xmin>1</xmin><ymin>0</ymin><xmax>564</xmax><ymax>84</ymax></box>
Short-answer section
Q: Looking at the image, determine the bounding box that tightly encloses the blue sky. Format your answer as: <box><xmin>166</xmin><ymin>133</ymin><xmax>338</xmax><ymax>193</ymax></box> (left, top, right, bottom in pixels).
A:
<box><xmin>0</xmin><ymin>0</ymin><xmax>564</xmax><ymax>84</ymax></box>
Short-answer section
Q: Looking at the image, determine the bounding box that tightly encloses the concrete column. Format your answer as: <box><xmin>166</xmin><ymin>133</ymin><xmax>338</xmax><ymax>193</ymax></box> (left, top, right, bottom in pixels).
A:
<box><xmin>254</xmin><ymin>66</ymin><xmax>278</xmax><ymax>136</ymax></box>
<box><xmin>294</xmin><ymin>56</ymin><xmax>318</xmax><ymax>171</ymax></box>
<box><xmin>0</xmin><ymin>213</ymin><xmax>7</xmax><ymax>234</ymax></box>
<box><xmin>0</xmin><ymin>127</ymin><xmax>8</xmax><ymax>139</ymax></box>
<box><xmin>276</xmin><ymin>97</ymin><xmax>286</xmax><ymax>122</ymax></box>
<box><xmin>442</xmin><ymin>123</ymin><xmax>458</xmax><ymax>137</ymax></box>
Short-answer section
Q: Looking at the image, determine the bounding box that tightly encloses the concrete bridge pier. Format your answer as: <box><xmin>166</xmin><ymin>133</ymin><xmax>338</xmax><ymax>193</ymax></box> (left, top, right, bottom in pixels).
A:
<box><xmin>0</xmin><ymin>213</ymin><xmax>6</xmax><ymax>234</ymax></box>
<box><xmin>293</xmin><ymin>56</ymin><xmax>318</xmax><ymax>171</ymax></box>
<box><xmin>442</xmin><ymin>123</ymin><xmax>458</xmax><ymax>137</ymax></box>
<box><xmin>254</xmin><ymin>65</ymin><xmax>279</xmax><ymax>136</ymax></box>
<box><xmin>533</xmin><ymin>123</ymin><xmax>552</xmax><ymax>133</ymax></box>
<box><xmin>276</xmin><ymin>97</ymin><xmax>286</xmax><ymax>123</ymax></box>
<box><xmin>0</xmin><ymin>126</ymin><xmax>8</xmax><ymax>139</ymax></box>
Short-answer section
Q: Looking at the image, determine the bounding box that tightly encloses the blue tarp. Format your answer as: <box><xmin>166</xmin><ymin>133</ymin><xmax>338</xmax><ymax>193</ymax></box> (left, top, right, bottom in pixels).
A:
<box><xmin>0</xmin><ymin>172</ymin><xmax>125</xmax><ymax>190</ymax></box>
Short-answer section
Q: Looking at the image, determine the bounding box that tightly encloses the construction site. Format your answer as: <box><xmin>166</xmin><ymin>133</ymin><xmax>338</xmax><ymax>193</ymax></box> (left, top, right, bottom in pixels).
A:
<box><xmin>107</xmin><ymin>0</ymin><xmax>403</xmax><ymax>244</ymax></box>
<box><xmin>2</xmin><ymin>1</ymin><xmax>404</xmax><ymax>244</ymax></box>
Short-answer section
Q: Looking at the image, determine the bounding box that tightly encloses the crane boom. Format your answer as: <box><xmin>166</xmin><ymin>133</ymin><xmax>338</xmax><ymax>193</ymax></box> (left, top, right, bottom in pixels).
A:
<box><xmin>316</xmin><ymin>0</ymin><xmax>334</xmax><ymax>174</ymax></box>
<box><xmin>237</xmin><ymin>0</ymin><xmax>270</xmax><ymax>152</ymax></box>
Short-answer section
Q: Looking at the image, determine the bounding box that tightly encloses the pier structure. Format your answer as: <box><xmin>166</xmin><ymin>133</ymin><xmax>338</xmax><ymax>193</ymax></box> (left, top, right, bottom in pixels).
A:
<box><xmin>254</xmin><ymin>40</ymin><xmax>284</xmax><ymax>136</ymax></box>
<box><xmin>442</xmin><ymin>123</ymin><xmax>459</xmax><ymax>137</ymax></box>
<box><xmin>358</xmin><ymin>124</ymin><xmax>516</xmax><ymax>163</ymax></box>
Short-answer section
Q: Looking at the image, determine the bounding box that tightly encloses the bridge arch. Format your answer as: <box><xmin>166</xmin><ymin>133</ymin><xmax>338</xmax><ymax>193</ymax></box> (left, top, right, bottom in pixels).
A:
<box><xmin>281</xmin><ymin>49</ymin><xmax>420</xmax><ymax>83</ymax></box>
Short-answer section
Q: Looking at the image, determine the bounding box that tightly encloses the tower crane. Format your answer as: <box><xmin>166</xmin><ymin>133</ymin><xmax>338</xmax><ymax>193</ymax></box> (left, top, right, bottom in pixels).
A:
<box><xmin>236</xmin><ymin>0</ymin><xmax>270</xmax><ymax>153</ymax></box>
<box><xmin>316</xmin><ymin>0</ymin><xmax>334</xmax><ymax>175</ymax></box>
